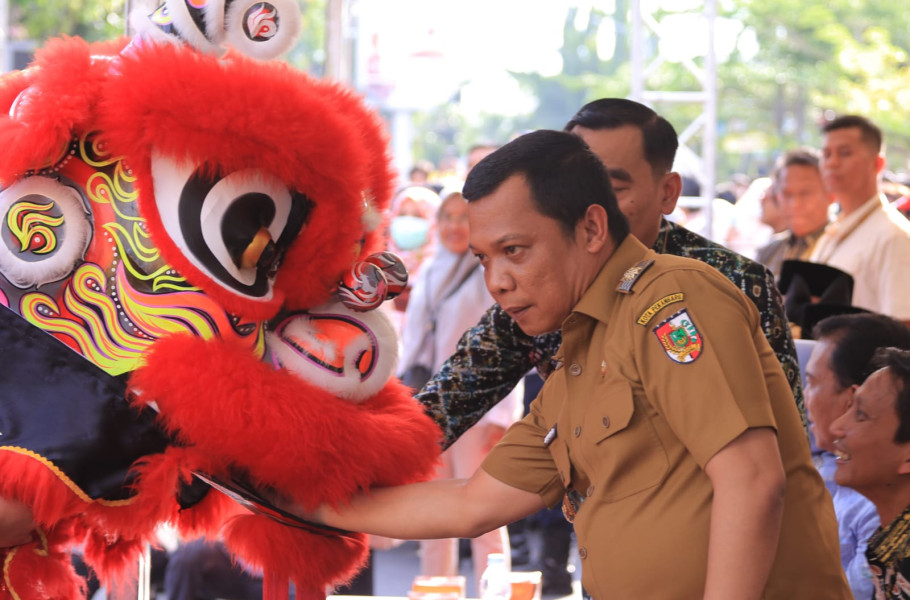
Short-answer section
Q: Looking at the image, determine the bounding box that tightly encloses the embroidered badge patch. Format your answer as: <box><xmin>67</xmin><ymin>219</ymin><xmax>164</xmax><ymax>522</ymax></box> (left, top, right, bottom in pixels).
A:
<box><xmin>653</xmin><ymin>308</ymin><xmax>703</xmax><ymax>363</ymax></box>
<box><xmin>637</xmin><ymin>293</ymin><xmax>684</xmax><ymax>326</ymax></box>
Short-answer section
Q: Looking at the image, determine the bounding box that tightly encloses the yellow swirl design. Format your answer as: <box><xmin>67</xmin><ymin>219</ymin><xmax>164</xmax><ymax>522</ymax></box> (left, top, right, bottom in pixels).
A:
<box><xmin>86</xmin><ymin>171</ymin><xmax>138</xmax><ymax>214</ymax></box>
<box><xmin>80</xmin><ymin>132</ymin><xmax>120</xmax><ymax>170</ymax></box>
<box><xmin>19</xmin><ymin>262</ymin><xmax>265</xmax><ymax>376</ymax></box>
<box><xmin>20</xmin><ymin>292</ymin><xmax>143</xmax><ymax>372</ymax></box>
<box><xmin>6</xmin><ymin>200</ymin><xmax>63</xmax><ymax>254</ymax></box>
<box><xmin>81</xmin><ymin>130</ymin><xmax>139</xmax><ymax>214</ymax></box>
<box><xmin>102</xmin><ymin>222</ymin><xmax>174</xmax><ymax>287</ymax></box>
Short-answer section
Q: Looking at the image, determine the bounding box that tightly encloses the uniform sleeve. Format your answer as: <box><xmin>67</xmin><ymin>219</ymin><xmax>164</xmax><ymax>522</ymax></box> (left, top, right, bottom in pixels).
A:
<box><xmin>631</xmin><ymin>267</ymin><xmax>779</xmax><ymax>468</ymax></box>
<box><xmin>481</xmin><ymin>384</ymin><xmax>566</xmax><ymax>509</ymax></box>
<box><xmin>415</xmin><ymin>303</ymin><xmax>539</xmax><ymax>449</ymax></box>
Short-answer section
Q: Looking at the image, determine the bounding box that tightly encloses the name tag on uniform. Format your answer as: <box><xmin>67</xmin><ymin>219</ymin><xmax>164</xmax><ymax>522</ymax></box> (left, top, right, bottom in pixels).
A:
<box><xmin>543</xmin><ymin>425</ymin><xmax>557</xmax><ymax>447</ymax></box>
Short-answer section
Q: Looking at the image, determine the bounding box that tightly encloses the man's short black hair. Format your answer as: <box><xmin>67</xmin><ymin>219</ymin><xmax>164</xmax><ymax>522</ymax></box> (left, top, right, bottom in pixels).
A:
<box><xmin>868</xmin><ymin>347</ymin><xmax>910</xmax><ymax>444</ymax></box>
<box><xmin>563</xmin><ymin>98</ymin><xmax>679</xmax><ymax>177</ymax></box>
<box><xmin>462</xmin><ymin>129</ymin><xmax>630</xmax><ymax>244</ymax></box>
<box><xmin>812</xmin><ymin>313</ymin><xmax>910</xmax><ymax>390</ymax></box>
<box><xmin>771</xmin><ymin>148</ymin><xmax>821</xmax><ymax>191</ymax></box>
<box><xmin>780</xmin><ymin>147</ymin><xmax>821</xmax><ymax>171</ymax></box>
<box><xmin>823</xmin><ymin>115</ymin><xmax>883</xmax><ymax>154</ymax></box>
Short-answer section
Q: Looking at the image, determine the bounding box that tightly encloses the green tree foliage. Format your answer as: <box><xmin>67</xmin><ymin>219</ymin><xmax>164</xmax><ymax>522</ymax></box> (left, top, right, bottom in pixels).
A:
<box><xmin>733</xmin><ymin>0</ymin><xmax>910</xmax><ymax>171</ymax></box>
<box><xmin>491</xmin><ymin>0</ymin><xmax>910</xmax><ymax>178</ymax></box>
<box><xmin>510</xmin><ymin>5</ymin><xmax>629</xmax><ymax>130</ymax></box>
<box><xmin>11</xmin><ymin>0</ymin><xmax>127</xmax><ymax>41</ymax></box>
<box><xmin>285</xmin><ymin>0</ymin><xmax>327</xmax><ymax>75</ymax></box>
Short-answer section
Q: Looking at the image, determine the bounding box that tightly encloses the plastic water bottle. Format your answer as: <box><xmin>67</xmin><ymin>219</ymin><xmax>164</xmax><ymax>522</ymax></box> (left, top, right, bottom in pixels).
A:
<box><xmin>479</xmin><ymin>553</ymin><xmax>511</xmax><ymax>600</ymax></box>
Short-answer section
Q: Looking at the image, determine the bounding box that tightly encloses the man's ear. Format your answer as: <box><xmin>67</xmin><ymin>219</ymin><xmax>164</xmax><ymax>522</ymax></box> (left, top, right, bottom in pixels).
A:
<box><xmin>838</xmin><ymin>385</ymin><xmax>858</xmax><ymax>414</ymax></box>
<box><xmin>580</xmin><ymin>204</ymin><xmax>610</xmax><ymax>253</ymax></box>
<box><xmin>660</xmin><ymin>172</ymin><xmax>683</xmax><ymax>215</ymax></box>
<box><xmin>898</xmin><ymin>450</ymin><xmax>910</xmax><ymax>476</ymax></box>
<box><xmin>875</xmin><ymin>154</ymin><xmax>886</xmax><ymax>174</ymax></box>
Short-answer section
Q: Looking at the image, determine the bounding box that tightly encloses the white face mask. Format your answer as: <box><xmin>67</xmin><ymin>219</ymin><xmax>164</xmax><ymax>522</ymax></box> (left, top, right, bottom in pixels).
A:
<box><xmin>390</xmin><ymin>215</ymin><xmax>431</xmax><ymax>250</ymax></box>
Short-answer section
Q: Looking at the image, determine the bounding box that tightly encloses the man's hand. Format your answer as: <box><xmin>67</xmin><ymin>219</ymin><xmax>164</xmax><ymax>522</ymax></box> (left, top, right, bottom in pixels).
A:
<box><xmin>703</xmin><ymin>427</ymin><xmax>786</xmax><ymax>600</ymax></box>
<box><xmin>0</xmin><ymin>496</ymin><xmax>36</xmax><ymax>548</ymax></box>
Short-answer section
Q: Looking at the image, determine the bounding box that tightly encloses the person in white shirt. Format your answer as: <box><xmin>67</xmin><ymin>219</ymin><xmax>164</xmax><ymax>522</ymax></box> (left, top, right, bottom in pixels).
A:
<box><xmin>809</xmin><ymin>115</ymin><xmax>910</xmax><ymax>324</ymax></box>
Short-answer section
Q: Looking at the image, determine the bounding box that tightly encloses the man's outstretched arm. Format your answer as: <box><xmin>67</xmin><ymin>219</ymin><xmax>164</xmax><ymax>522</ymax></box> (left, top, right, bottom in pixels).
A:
<box><xmin>285</xmin><ymin>469</ymin><xmax>546</xmax><ymax>541</ymax></box>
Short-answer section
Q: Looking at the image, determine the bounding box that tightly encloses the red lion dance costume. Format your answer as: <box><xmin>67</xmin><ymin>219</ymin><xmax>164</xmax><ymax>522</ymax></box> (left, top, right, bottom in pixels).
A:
<box><xmin>0</xmin><ymin>0</ymin><xmax>441</xmax><ymax>598</ymax></box>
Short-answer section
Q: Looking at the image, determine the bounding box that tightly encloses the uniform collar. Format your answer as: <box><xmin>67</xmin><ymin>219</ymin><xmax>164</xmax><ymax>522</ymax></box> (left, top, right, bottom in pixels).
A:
<box><xmin>572</xmin><ymin>235</ymin><xmax>653</xmax><ymax>324</ymax></box>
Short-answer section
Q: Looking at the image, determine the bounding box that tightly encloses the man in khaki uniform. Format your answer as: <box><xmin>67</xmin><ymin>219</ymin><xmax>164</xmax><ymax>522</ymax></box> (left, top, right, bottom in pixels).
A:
<box><xmin>483</xmin><ymin>227</ymin><xmax>846</xmax><ymax>598</ymax></box>
<box><xmin>285</xmin><ymin>130</ymin><xmax>849</xmax><ymax>599</ymax></box>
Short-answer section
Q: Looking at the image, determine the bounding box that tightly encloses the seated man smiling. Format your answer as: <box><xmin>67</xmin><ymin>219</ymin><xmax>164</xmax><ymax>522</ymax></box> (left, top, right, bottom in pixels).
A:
<box><xmin>831</xmin><ymin>347</ymin><xmax>910</xmax><ymax>599</ymax></box>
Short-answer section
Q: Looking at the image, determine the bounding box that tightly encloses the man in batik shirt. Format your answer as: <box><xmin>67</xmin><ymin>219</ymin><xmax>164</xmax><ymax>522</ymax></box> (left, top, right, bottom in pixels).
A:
<box><xmin>830</xmin><ymin>347</ymin><xmax>910</xmax><ymax>599</ymax></box>
<box><xmin>417</xmin><ymin>98</ymin><xmax>804</xmax><ymax>448</ymax></box>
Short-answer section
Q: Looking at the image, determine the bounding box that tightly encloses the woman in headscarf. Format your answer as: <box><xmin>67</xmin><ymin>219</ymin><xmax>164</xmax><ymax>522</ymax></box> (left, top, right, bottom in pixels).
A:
<box><xmin>398</xmin><ymin>185</ymin><xmax>524</xmax><ymax>592</ymax></box>
<box><xmin>384</xmin><ymin>185</ymin><xmax>441</xmax><ymax>338</ymax></box>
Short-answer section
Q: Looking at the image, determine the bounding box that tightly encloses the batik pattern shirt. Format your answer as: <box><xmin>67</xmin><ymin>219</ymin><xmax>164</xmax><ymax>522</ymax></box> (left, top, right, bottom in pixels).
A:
<box><xmin>416</xmin><ymin>219</ymin><xmax>805</xmax><ymax>448</ymax></box>
<box><xmin>867</xmin><ymin>505</ymin><xmax>910</xmax><ymax>599</ymax></box>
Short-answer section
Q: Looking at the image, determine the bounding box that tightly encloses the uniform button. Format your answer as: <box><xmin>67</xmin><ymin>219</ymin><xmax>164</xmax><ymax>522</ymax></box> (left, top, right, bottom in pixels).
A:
<box><xmin>602</xmin><ymin>416</ymin><xmax>611</xmax><ymax>428</ymax></box>
<box><xmin>569</xmin><ymin>363</ymin><xmax>582</xmax><ymax>376</ymax></box>
<box><xmin>574</xmin><ymin>425</ymin><xmax>582</xmax><ymax>437</ymax></box>
<box><xmin>586</xmin><ymin>485</ymin><xmax>595</xmax><ymax>497</ymax></box>
<box><xmin>578</xmin><ymin>547</ymin><xmax>588</xmax><ymax>559</ymax></box>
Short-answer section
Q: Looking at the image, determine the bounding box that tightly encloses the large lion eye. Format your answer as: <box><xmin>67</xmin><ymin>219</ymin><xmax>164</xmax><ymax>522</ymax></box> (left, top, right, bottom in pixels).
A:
<box><xmin>0</xmin><ymin>176</ymin><xmax>91</xmax><ymax>289</ymax></box>
<box><xmin>151</xmin><ymin>152</ymin><xmax>312</xmax><ymax>299</ymax></box>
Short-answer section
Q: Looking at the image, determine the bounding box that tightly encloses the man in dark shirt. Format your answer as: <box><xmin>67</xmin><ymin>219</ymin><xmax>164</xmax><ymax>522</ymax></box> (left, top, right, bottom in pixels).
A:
<box><xmin>756</xmin><ymin>148</ymin><xmax>833</xmax><ymax>279</ymax></box>
<box><xmin>417</xmin><ymin>99</ymin><xmax>804</xmax><ymax>448</ymax></box>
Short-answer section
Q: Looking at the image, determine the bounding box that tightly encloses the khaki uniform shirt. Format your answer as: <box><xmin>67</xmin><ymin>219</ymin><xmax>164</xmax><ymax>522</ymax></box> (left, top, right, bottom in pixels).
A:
<box><xmin>483</xmin><ymin>236</ymin><xmax>848</xmax><ymax>599</ymax></box>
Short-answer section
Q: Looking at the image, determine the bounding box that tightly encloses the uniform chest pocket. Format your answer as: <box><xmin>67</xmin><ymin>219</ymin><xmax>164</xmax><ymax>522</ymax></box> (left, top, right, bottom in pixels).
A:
<box><xmin>584</xmin><ymin>378</ymin><xmax>668</xmax><ymax>502</ymax></box>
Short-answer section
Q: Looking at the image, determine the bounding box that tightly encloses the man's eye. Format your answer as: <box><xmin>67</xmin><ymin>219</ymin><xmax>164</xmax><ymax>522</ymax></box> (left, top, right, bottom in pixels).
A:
<box><xmin>504</xmin><ymin>246</ymin><xmax>519</xmax><ymax>255</ymax></box>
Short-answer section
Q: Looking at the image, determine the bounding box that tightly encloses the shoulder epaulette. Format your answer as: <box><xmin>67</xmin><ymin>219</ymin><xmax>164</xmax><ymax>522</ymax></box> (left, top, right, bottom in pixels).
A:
<box><xmin>616</xmin><ymin>259</ymin><xmax>655</xmax><ymax>294</ymax></box>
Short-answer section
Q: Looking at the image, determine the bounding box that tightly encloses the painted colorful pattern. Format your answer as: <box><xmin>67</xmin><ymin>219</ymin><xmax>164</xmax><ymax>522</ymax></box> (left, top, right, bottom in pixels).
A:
<box><xmin>0</xmin><ymin>131</ymin><xmax>265</xmax><ymax>376</ymax></box>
